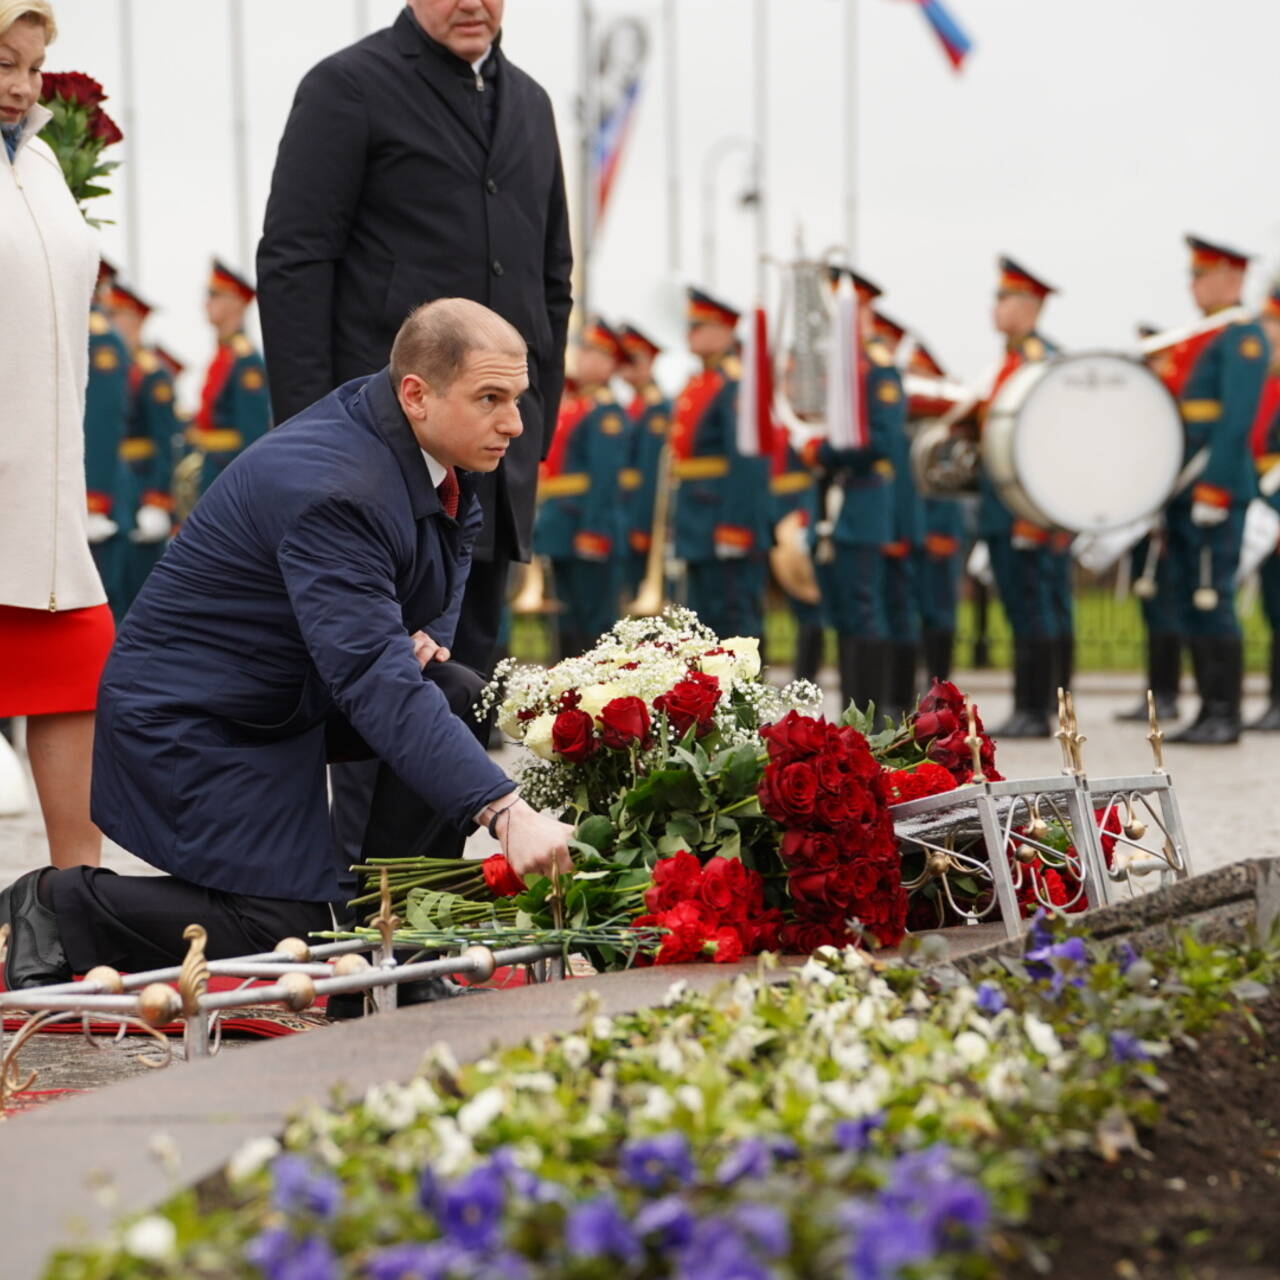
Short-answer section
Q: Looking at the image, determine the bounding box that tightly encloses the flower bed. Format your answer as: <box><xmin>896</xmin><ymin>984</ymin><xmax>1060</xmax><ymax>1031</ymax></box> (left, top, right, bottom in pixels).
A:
<box><xmin>46</xmin><ymin>915</ymin><xmax>1280</xmax><ymax>1278</ymax></box>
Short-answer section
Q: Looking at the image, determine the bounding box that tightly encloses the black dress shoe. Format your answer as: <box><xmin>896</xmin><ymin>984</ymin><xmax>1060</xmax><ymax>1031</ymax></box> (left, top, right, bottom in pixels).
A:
<box><xmin>326</xmin><ymin>974</ymin><xmax>489</xmax><ymax>1021</ymax></box>
<box><xmin>1247</xmin><ymin>702</ymin><xmax>1280</xmax><ymax>732</ymax></box>
<box><xmin>1114</xmin><ymin>694</ymin><xmax>1179</xmax><ymax>723</ymax></box>
<box><xmin>2</xmin><ymin>869</ymin><xmax>71</xmax><ymax>989</ymax></box>
<box><xmin>990</xmin><ymin>709</ymin><xmax>1053</xmax><ymax>739</ymax></box>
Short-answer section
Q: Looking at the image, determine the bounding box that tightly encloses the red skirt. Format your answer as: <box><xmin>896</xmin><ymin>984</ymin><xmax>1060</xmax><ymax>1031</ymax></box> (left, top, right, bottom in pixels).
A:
<box><xmin>0</xmin><ymin>604</ymin><xmax>115</xmax><ymax>716</ymax></box>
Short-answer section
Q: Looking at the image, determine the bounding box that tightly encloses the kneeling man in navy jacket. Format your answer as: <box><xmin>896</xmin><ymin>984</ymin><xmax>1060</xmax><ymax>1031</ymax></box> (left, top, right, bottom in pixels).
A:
<box><xmin>0</xmin><ymin>299</ymin><xmax>573</xmax><ymax>988</ymax></box>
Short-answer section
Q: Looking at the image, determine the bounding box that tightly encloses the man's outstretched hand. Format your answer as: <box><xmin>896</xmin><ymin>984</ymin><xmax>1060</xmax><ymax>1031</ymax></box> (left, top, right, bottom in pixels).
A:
<box><xmin>410</xmin><ymin>631</ymin><xmax>451</xmax><ymax>667</ymax></box>
<box><xmin>477</xmin><ymin>796</ymin><xmax>574</xmax><ymax>878</ymax></box>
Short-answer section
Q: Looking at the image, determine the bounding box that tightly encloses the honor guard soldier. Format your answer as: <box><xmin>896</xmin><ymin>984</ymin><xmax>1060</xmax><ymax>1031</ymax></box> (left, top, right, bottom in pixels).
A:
<box><xmin>871</xmin><ymin>310</ymin><xmax>923</xmax><ymax>721</ymax></box>
<box><xmin>906</xmin><ymin>339</ymin><xmax>965</xmax><ymax>683</ymax></box>
<box><xmin>770</xmin><ymin>420</ymin><xmax>824</xmax><ymax>684</ymax></box>
<box><xmin>1248</xmin><ymin>287</ymin><xmax>1280</xmax><ymax>731</ymax></box>
<box><xmin>1116</xmin><ymin>320</ymin><xmax>1184</xmax><ymax>724</ymax></box>
<box><xmin>534</xmin><ymin>318</ymin><xmax>627</xmax><ymax>657</ymax></box>
<box><xmin>103</xmin><ymin>282</ymin><xmax>177</xmax><ymax>610</ymax></box>
<box><xmin>618</xmin><ymin>322</ymin><xmax>671</xmax><ymax>601</ymax></box>
<box><xmin>187</xmin><ymin>260</ymin><xmax>271</xmax><ymax>503</ymax></box>
<box><xmin>671</xmin><ymin>288</ymin><xmax>770</xmax><ymax>640</ymax></box>
<box><xmin>800</xmin><ymin>269</ymin><xmax>899</xmax><ymax>713</ymax></box>
<box><xmin>978</xmin><ymin>257</ymin><xmax>1061</xmax><ymax>738</ymax></box>
<box><xmin>85</xmin><ymin>261</ymin><xmax>131</xmax><ymax>617</ymax></box>
<box><xmin>1162</xmin><ymin>236</ymin><xmax>1268</xmax><ymax>744</ymax></box>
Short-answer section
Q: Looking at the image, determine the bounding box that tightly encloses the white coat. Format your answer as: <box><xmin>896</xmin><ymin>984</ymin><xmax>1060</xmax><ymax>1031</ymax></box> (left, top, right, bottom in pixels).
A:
<box><xmin>0</xmin><ymin>103</ymin><xmax>104</xmax><ymax>612</ymax></box>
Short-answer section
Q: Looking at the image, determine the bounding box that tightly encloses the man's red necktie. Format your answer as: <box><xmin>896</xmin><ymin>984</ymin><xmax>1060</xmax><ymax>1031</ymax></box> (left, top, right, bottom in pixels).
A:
<box><xmin>437</xmin><ymin>466</ymin><xmax>459</xmax><ymax>519</ymax></box>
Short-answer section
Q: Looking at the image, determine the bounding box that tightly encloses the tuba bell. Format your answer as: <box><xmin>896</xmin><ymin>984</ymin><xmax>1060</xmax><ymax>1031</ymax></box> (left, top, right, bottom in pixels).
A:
<box><xmin>509</xmin><ymin>556</ymin><xmax>562</xmax><ymax>615</ymax></box>
<box><xmin>172</xmin><ymin>450</ymin><xmax>205</xmax><ymax>525</ymax></box>
<box><xmin>625</xmin><ymin>441</ymin><xmax>674</xmax><ymax>616</ymax></box>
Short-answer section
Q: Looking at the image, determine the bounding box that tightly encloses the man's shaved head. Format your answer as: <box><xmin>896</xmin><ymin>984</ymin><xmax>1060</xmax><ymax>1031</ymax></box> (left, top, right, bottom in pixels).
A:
<box><xmin>390</xmin><ymin>297</ymin><xmax>527</xmax><ymax>391</ymax></box>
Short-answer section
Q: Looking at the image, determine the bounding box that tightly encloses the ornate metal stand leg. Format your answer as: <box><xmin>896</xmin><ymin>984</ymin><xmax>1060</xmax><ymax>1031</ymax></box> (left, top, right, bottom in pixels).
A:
<box><xmin>371</xmin><ymin>869</ymin><xmax>400</xmax><ymax>1014</ymax></box>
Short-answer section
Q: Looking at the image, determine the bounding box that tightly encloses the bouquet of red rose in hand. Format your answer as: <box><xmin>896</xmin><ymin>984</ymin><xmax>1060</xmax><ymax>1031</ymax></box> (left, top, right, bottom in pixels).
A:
<box><xmin>38</xmin><ymin>71</ymin><xmax>123</xmax><ymax>221</ymax></box>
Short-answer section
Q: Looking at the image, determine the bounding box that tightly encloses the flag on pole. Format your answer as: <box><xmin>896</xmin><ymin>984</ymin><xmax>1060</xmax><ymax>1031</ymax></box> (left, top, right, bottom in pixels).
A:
<box><xmin>910</xmin><ymin>0</ymin><xmax>972</xmax><ymax>71</ymax></box>
<box><xmin>737</xmin><ymin>303</ymin><xmax>775</xmax><ymax>457</ymax></box>
<box><xmin>591</xmin><ymin>18</ymin><xmax>650</xmax><ymax>232</ymax></box>
<box><xmin>824</xmin><ymin>275</ymin><xmax>867</xmax><ymax>450</ymax></box>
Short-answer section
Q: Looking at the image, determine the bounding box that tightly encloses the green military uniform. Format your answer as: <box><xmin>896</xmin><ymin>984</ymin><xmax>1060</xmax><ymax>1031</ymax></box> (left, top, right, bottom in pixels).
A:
<box><xmin>120</xmin><ymin>348</ymin><xmax>178</xmax><ymax>607</ymax></box>
<box><xmin>1165</xmin><ymin>237</ymin><xmax>1269</xmax><ymax>744</ymax></box>
<box><xmin>188</xmin><ymin>332</ymin><xmax>271</xmax><ymax>500</ymax></box>
<box><xmin>84</xmin><ymin>308</ymin><xmax>130</xmax><ymax>617</ymax></box>
<box><xmin>769</xmin><ymin>438</ymin><xmax>823</xmax><ymax>682</ymax></box>
<box><xmin>621</xmin><ymin>380</ymin><xmax>670</xmax><ymax>601</ymax></box>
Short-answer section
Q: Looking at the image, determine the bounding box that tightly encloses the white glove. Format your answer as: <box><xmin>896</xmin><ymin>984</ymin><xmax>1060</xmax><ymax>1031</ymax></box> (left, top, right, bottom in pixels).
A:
<box><xmin>128</xmin><ymin>504</ymin><xmax>172</xmax><ymax>544</ymax></box>
<box><xmin>714</xmin><ymin>542</ymin><xmax>749</xmax><ymax>560</ymax></box>
<box><xmin>1191</xmin><ymin>501</ymin><xmax>1228</xmax><ymax>528</ymax></box>
<box><xmin>86</xmin><ymin>512</ymin><xmax>118</xmax><ymax>544</ymax></box>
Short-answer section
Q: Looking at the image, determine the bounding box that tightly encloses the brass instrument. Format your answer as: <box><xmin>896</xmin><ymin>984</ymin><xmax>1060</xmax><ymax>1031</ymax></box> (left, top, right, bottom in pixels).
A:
<box><xmin>172</xmin><ymin>451</ymin><xmax>204</xmax><ymax>524</ymax></box>
<box><xmin>509</xmin><ymin>555</ymin><xmax>562</xmax><ymax>615</ymax></box>
<box><xmin>626</xmin><ymin>442</ymin><xmax>673</xmax><ymax>616</ymax></box>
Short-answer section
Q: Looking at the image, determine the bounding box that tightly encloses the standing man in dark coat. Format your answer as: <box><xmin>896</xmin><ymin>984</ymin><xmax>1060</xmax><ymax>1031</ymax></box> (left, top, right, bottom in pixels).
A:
<box><xmin>256</xmin><ymin>0</ymin><xmax>573</xmax><ymax>678</ymax></box>
<box><xmin>0</xmin><ymin>301</ymin><xmax>574</xmax><ymax>988</ymax></box>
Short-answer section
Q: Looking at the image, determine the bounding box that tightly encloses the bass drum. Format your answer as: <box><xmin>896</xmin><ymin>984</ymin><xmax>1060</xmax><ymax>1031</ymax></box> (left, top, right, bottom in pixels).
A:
<box><xmin>983</xmin><ymin>352</ymin><xmax>1183</xmax><ymax>534</ymax></box>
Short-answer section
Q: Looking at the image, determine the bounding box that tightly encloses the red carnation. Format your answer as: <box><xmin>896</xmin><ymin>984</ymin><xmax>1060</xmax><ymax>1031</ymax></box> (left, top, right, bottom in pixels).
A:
<box><xmin>644</xmin><ymin>850</ymin><xmax>702</xmax><ymax>912</ymax></box>
<box><xmin>653</xmin><ymin>671</ymin><xmax>720</xmax><ymax>738</ymax></box>
<box><xmin>652</xmin><ymin>900</ymin><xmax>715</xmax><ymax>964</ymax></box>
<box><xmin>704</xmin><ymin>926</ymin><xmax>745</xmax><ymax>964</ymax></box>
<box><xmin>881</xmin><ymin>761</ymin><xmax>958</xmax><ymax>805</ymax></box>
<box><xmin>551</xmin><ymin>708</ymin><xmax>597</xmax><ymax>762</ymax></box>
<box><xmin>482</xmin><ymin>854</ymin><xmax>525</xmax><ymax>898</ymax></box>
<box><xmin>598</xmin><ymin>696</ymin><xmax>651</xmax><ymax>750</ymax></box>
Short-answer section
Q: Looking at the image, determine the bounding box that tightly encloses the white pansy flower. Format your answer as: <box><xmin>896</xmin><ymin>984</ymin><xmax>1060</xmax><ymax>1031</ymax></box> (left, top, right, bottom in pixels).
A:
<box><xmin>591</xmin><ymin>1015</ymin><xmax>614</xmax><ymax>1040</ymax></box>
<box><xmin>953</xmin><ymin>1031</ymin><xmax>990</xmax><ymax>1065</ymax></box>
<box><xmin>458</xmin><ymin>1087</ymin><xmax>505</xmax><ymax>1136</ymax></box>
<box><xmin>829</xmin><ymin>1033</ymin><xmax>870</xmax><ymax>1075</ymax></box>
<box><xmin>1023</xmin><ymin>1014</ymin><xmax>1063</xmax><ymax>1059</ymax></box>
<box><xmin>656</xmin><ymin>1037</ymin><xmax>685</xmax><ymax>1075</ymax></box>
<box><xmin>887</xmin><ymin>1017</ymin><xmax>919</xmax><ymax>1044</ymax></box>
<box><xmin>587</xmin><ymin>1074</ymin><xmax>615</xmax><ymax>1116</ymax></box>
<box><xmin>675</xmin><ymin>1084</ymin><xmax>704</xmax><ymax>1114</ymax></box>
<box><xmin>560</xmin><ymin>1035</ymin><xmax>591</xmax><ymax>1070</ymax></box>
<box><xmin>662</xmin><ymin>980</ymin><xmax>690</xmax><ymax>1008</ymax></box>
<box><xmin>226</xmin><ymin>1136</ymin><xmax>280</xmax><ymax>1185</ymax></box>
<box><xmin>431</xmin><ymin>1118</ymin><xmax>475</xmax><ymax>1175</ymax></box>
<box><xmin>523</xmin><ymin>713</ymin><xmax>558</xmax><ymax>761</ymax></box>
<box><xmin>639</xmin><ymin>1086</ymin><xmax>675</xmax><ymax>1122</ymax></box>
<box><xmin>122</xmin><ymin>1217</ymin><xmax>176</xmax><ymax>1263</ymax></box>
<box><xmin>798</xmin><ymin>958</ymin><xmax>837</xmax><ymax>989</ymax></box>
<box><xmin>512</xmin><ymin>1072</ymin><xmax>556</xmax><ymax>1093</ymax></box>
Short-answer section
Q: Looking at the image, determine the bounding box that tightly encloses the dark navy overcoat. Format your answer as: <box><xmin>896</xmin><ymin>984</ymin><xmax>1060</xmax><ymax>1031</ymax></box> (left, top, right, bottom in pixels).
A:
<box><xmin>91</xmin><ymin>369</ymin><xmax>512</xmax><ymax>902</ymax></box>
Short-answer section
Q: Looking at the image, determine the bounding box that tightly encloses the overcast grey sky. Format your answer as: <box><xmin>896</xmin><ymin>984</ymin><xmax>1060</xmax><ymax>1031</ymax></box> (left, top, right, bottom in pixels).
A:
<box><xmin>47</xmin><ymin>0</ymin><xmax>1280</xmax><ymax>400</ymax></box>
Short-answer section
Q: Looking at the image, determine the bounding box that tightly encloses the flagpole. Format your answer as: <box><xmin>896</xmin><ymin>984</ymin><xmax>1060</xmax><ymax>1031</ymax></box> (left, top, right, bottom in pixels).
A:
<box><xmin>228</xmin><ymin>0</ymin><xmax>252</xmax><ymax>272</ymax></box>
<box><xmin>842</xmin><ymin>0</ymin><xmax>857</xmax><ymax>259</ymax></box>
<box><xmin>753</xmin><ymin>0</ymin><xmax>768</xmax><ymax>298</ymax></box>
<box><xmin>117</xmin><ymin>0</ymin><xmax>141</xmax><ymax>277</ymax></box>
<box><xmin>576</xmin><ymin>0</ymin><xmax>595</xmax><ymax>326</ymax></box>
<box><xmin>663</xmin><ymin>0</ymin><xmax>680</xmax><ymax>277</ymax></box>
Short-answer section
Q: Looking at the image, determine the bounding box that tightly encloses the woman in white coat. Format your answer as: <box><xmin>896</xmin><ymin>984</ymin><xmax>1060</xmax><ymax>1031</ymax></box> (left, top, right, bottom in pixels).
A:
<box><xmin>0</xmin><ymin>0</ymin><xmax>113</xmax><ymax>868</ymax></box>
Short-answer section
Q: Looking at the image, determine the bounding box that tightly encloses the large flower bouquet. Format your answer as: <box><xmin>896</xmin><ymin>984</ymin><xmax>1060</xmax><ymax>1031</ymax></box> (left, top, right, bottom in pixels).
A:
<box><xmin>38</xmin><ymin>71</ymin><xmax>123</xmax><ymax>221</ymax></box>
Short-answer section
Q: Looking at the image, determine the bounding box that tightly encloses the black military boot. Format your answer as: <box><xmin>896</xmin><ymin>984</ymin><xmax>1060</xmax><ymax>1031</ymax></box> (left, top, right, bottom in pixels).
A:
<box><xmin>921</xmin><ymin>629</ymin><xmax>955</xmax><ymax>683</ymax></box>
<box><xmin>1115</xmin><ymin>634</ymin><xmax>1182</xmax><ymax>723</ymax></box>
<box><xmin>1169</xmin><ymin>636</ymin><xmax>1242</xmax><ymax>745</ymax></box>
<box><xmin>1054</xmin><ymin>633</ymin><xmax>1075</xmax><ymax>697</ymax></box>
<box><xmin>838</xmin><ymin>635</ymin><xmax>888</xmax><ymax>721</ymax></box>
<box><xmin>992</xmin><ymin>638</ymin><xmax>1053</xmax><ymax>739</ymax></box>
<box><xmin>793</xmin><ymin>624</ymin><xmax>826</xmax><ymax>686</ymax></box>
<box><xmin>882</xmin><ymin>642</ymin><xmax>919</xmax><ymax>726</ymax></box>
<box><xmin>0</xmin><ymin>869</ymin><xmax>71</xmax><ymax>990</ymax></box>
<box><xmin>1247</xmin><ymin>636</ymin><xmax>1280</xmax><ymax>731</ymax></box>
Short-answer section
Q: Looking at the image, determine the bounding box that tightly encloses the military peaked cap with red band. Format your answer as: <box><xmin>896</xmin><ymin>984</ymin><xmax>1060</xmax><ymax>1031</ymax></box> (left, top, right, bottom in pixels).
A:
<box><xmin>687</xmin><ymin>287</ymin><xmax>740</xmax><ymax>327</ymax></box>
<box><xmin>97</xmin><ymin>257</ymin><xmax>118</xmax><ymax>288</ymax></box>
<box><xmin>908</xmin><ymin>340</ymin><xmax>947</xmax><ymax>378</ymax></box>
<box><xmin>581</xmin><ymin>316</ymin><xmax>627</xmax><ymax>363</ymax></box>
<box><xmin>1262</xmin><ymin>289</ymin><xmax>1280</xmax><ymax>321</ymax></box>
<box><xmin>997</xmin><ymin>255</ymin><xmax>1056</xmax><ymax>299</ymax></box>
<box><xmin>1185</xmin><ymin>235</ymin><xmax>1251</xmax><ymax>272</ymax></box>
<box><xmin>619</xmin><ymin>322</ymin><xmax>662</xmax><ymax>360</ymax></box>
<box><xmin>826</xmin><ymin>265</ymin><xmax>883</xmax><ymax>304</ymax></box>
<box><xmin>872</xmin><ymin>311</ymin><xmax>906</xmax><ymax>345</ymax></box>
<box><xmin>210</xmin><ymin>258</ymin><xmax>256</xmax><ymax>304</ymax></box>
<box><xmin>105</xmin><ymin>281</ymin><xmax>153</xmax><ymax>320</ymax></box>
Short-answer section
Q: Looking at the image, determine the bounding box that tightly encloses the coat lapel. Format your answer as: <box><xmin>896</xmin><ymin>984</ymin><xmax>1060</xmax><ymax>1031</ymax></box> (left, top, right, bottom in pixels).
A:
<box><xmin>391</xmin><ymin>9</ymin><xmax>487</xmax><ymax>152</ymax></box>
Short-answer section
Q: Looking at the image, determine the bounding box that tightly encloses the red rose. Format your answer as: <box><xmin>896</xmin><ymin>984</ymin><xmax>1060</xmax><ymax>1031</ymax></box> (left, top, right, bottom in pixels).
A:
<box><xmin>40</xmin><ymin>71</ymin><xmax>107</xmax><ymax>108</ymax></box>
<box><xmin>482</xmin><ymin>854</ymin><xmax>526</xmax><ymax>898</ymax></box>
<box><xmin>654</xmin><ymin>670</ymin><xmax>720</xmax><ymax>738</ymax></box>
<box><xmin>916</xmin><ymin>677</ymin><xmax>965</xmax><ymax>716</ymax></box>
<box><xmin>704</xmin><ymin>927</ymin><xmax>745</xmax><ymax>964</ymax></box>
<box><xmin>758</xmin><ymin>760</ymin><xmax>819</xmax><ymax>824</ymax></box>
<box><xmin>832</xmin><ymin>727</ymin><xmax>880</xmax><ymax>780</ymax></box>
<box><xmin>912</xmin><ymin>706</ymin><xmax>960</xmax><ymax>742</ymax></box>
<box><xmin>598</xmin><ymin>696</ymin><xmax>651</xmax><ymax>750</ymax></box>
<box><xmin>760</xmin><ymin>710</ymin><xmax>829</xmax><ymax>763</ymax></box>
<box><xmin>699</xmin><ymin>856</ymin><xmax>748</xmax><ymax>921</ymax></box>
<box><xmin>849</xmin><ymin>859</ymin><xmax>884</xmax><ymax>898</ymax></box>
<box><xmin>779</xmin><ymin>921</ymin><xmax>842</xmax><ymax>955</ymax></box>
<box><xmin>89</xmin><ymin>107</ymin><xmax>123</xmax><ymax>146</ymax></box>
<box><xmin>551</xmin><ymin>708</ymin><xmax>597</xmax><ymax>762</ymax></box>
<box><xmin>654</xmin><ymin>900</ymin><xmax>715</xmax><ymax>964</ymax></box>
<box><xmin>741</xmin><ymin>908</ymin><xmax>784</xmax><ymax>953</ymax></box>
<box><xmin>788</xmin><ymin>867</ymin><xmax>841</xmax><ymax>911</ymax></box>
<box><xmin>779</xmin><ymin>829</ymin><xmax>839</xmax><ymax>871</ymax></box>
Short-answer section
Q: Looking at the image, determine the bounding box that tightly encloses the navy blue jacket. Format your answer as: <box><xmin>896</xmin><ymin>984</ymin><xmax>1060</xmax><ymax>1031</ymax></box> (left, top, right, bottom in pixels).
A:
<box><xmin>92</xmin><ymin>369</ymin><xmax>513</xmax><ymax>902</ymax></box>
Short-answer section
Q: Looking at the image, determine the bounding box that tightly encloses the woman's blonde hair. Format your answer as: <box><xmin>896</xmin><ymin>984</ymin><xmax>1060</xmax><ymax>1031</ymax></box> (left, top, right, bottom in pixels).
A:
<box><xmin>0</xmin><ymin>0</ymin><xmax>57</xmax><ymax>45</ymax></box>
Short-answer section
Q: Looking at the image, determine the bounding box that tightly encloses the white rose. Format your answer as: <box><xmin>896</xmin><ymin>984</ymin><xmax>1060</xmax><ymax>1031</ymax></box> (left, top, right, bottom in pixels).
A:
<box><xmin>577</xmin><ymin>683</ymin><xmax>626</xmax><ymax>720</ymax></box>
<box><xmin>122</xmin><ymin>1216</ymin><xmax>176</xmax><ymax>1263</ymax></box>
<box><xmin>722</xmin><ymin>636</ymin><xmax>762</xmax><ymax>678</ymax></box>
<box><xmin>524</xmin><ymin>713</ymin><xmax>558</xmax><ymax>761</ymax></box>
<box><xmin>498</xmin><ymin>700</ymin><xmax>525</xmax><ymax>740</ymax></box>
<box><xmin>698</xmin><ymin>652</ymin><xmax>738</xmax><ymax>682</ymax></box>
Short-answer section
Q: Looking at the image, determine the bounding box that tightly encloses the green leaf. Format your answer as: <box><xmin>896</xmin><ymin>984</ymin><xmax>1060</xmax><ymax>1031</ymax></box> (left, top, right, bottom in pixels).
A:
<box><xmin>575</xmin><ymin>814</ymin><xmax>616</xmax><ymax>855</ymax></box>
<box><xmin>720</xmin><ymin>743</ymin><xmax>763</xmax><ymax>798</ymax></box>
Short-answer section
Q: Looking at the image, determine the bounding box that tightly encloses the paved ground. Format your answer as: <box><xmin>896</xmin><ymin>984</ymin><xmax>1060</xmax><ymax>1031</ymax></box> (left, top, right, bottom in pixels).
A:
<box><xmin>3</xmin><ymin>668</ymin><xmax>1279</xmax><ymax>1100</ymax></box>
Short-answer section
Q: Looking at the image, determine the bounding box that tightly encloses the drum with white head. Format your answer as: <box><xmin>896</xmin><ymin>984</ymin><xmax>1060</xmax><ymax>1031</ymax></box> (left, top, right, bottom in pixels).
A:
<box><xmin>983</xmin><ymin>352</ymin><xmax>1183</xmax><ymax>534</ymax></box>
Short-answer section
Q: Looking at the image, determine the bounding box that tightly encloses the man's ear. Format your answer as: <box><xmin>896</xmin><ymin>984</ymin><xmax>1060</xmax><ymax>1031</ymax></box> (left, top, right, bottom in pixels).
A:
<box><xmin>398</xmin><ymin>373</ymin><xmax>432</xmax><ymax>421</ymax></box>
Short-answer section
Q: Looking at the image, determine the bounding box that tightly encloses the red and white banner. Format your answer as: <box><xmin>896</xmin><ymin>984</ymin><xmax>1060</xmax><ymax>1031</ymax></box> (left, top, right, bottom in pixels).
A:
<box><xmin>736</xmin><ymin>304</ymin><xmax>775</xmax><ymax>457</ymax></box>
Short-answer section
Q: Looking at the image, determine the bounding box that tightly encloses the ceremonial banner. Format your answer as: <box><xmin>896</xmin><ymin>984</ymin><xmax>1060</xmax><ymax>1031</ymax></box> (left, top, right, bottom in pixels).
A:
<box><xmin>736</xmin><ymin>304</ymin><xmax>774</xmax><ymax>457</ymax></box>
<box><xmin>908</xmin><ymin>0</ymin><xmax>973</xmax><ymax>71</ymax></box>
<box><xmin>825</xmin><ymin>274</ymin><xmax>866</xmax><ymax>450</ymax></box>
